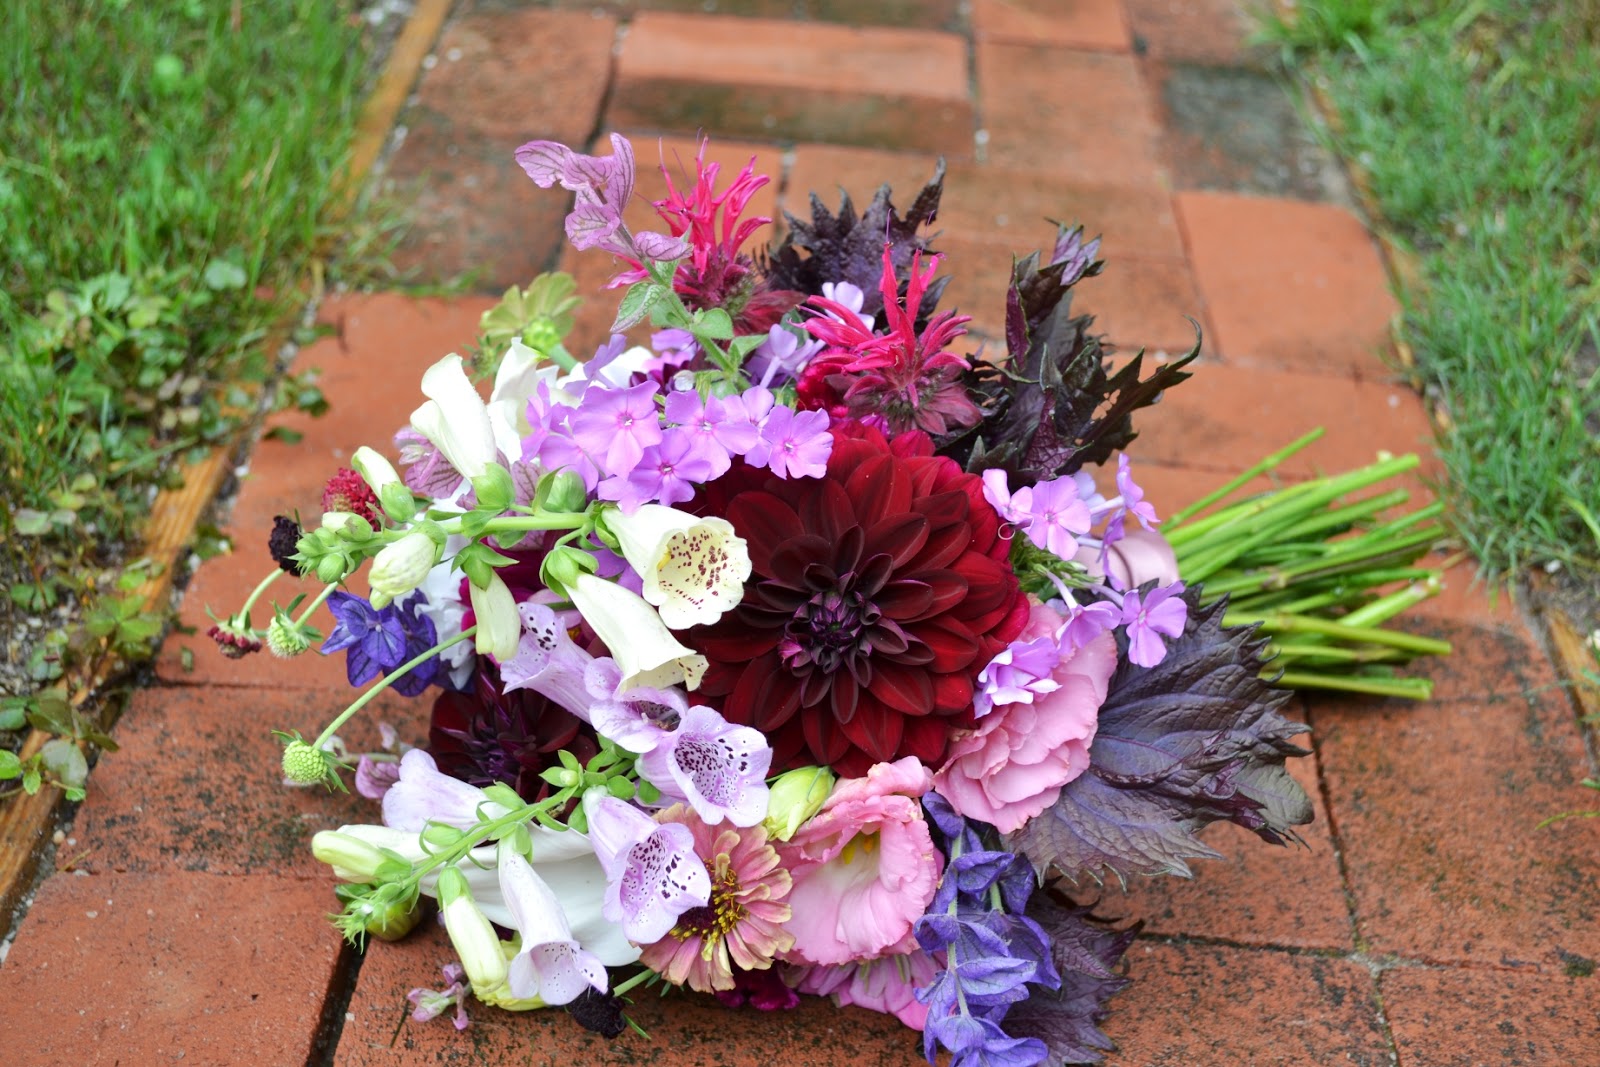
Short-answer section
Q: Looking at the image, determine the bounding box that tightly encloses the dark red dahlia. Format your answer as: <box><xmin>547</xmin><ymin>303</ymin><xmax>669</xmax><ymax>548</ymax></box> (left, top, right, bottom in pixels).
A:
<box><xmin>428</xmin><ymin>657</ymin><xmax>600</xmax><ymax>802</ymax></box>
<box><xmin>685</xmin><ymin>425</ymin><xmax>1029</xmax><ymax>777</ymax></box>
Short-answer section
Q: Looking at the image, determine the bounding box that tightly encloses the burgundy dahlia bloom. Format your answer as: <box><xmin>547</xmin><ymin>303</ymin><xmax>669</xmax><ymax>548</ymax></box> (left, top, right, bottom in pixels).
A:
<box><xmin>684</xmin><ymin>425</ymin><xmax>1029</xmax><ymax>777</ymax></box>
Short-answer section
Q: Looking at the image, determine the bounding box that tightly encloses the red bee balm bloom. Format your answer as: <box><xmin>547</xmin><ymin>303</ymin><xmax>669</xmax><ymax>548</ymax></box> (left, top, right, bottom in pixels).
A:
<box><xmin>685</xmin><ymin>425</ymin><xmax>1029</xmax><ymax>777</ymax></box>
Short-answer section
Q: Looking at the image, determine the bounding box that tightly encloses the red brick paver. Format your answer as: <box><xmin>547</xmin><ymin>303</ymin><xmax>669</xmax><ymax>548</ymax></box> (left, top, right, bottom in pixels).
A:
<box><xmin>9</xmin><ymin>2</ymin><xmax>1595</xmax><ymax>1065</ymax></box>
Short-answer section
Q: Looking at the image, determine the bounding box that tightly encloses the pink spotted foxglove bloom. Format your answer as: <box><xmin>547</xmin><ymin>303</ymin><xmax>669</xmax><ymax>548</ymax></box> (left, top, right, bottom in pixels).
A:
<box><xmin>638</xmin><ymin>805</ymin><xmax>794</xmax><ymax>992</ymax></box>
<box><xmin>382</xmin><ymin>749</ymin><xmax>510</xmax><ymax>833</ymax></box>
<box><xmin>778</xmin><ymin>757</ymin><xmax>941</xmax><ymax>966</ymax></box>
<box><xmin>582</xmin><ymin>657</ymin><xmax>690</xmax><ymax>753</ymax></box>
<box><xmin>584</xmin><ymin>793</ymin><xmax>711</xmax><ymax>946</ymax></box>
<box><xmin>603</xmin><ymin>504</ymin><xmax>752</xmax><ymax>630</ymax></box>
<box><xmin>933</xmin><ymin>602</ymin><xmax>1117</xmax><ymax>834</ymax></box>
<box><xmin>636</xmin><ymin>704</ymin><xmax>772</xmax><ymax>827</ymax></box>
<box><xmin>497</xmin><ymin>840</ymin><xmax>608</xmax><ymax>1005</ymax></box>
<box><xmin>499</xmin><ymin>602</ymin><xmax>596</xmax><ymax>719</ymax></box>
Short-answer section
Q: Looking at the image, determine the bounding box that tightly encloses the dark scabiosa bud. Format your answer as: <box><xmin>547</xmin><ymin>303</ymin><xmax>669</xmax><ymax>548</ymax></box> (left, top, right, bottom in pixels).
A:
<box><xmin>564</xmin><ymin>986</ymin><xmax>627</xmax><ymax>1039</ymax></box>
<box><xmin>322</xmin><ymin>467</ymin><xmax>381</xmax><ymax>526</ymax></box>
<box><xmin>268</xmin><ymin>515</ymin><xmax>305</xmax><ymax>575</ymax></box>
<box><xmin>206</xmin><ymin>622</ymin><xmax>262</xmax><ymax>659</ymax></box>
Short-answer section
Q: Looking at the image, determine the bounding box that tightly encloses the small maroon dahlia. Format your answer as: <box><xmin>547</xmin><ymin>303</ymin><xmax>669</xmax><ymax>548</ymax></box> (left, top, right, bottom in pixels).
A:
<box><xmin>685</xmin><ymin>425</ymin><xmax>1029</xmax><ymax>777</ymax></box>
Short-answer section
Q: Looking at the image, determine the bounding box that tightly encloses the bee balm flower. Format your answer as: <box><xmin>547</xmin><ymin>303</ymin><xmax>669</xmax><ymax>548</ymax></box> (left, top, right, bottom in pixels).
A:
<box><xmin>603</xmin><ymin>505</ymin><xmax>751</xmax><ymax>630</ymax></box>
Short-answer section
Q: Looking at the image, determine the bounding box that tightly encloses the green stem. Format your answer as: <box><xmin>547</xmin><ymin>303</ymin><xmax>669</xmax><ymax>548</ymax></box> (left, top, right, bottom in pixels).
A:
<box><xmin>236</xmin><ymin>569</ymin><xmax>285</xmax><ymax>624</ymax></box>
<box><xmin>407</xmin><ymin>790</ymin><xmax>572</xmax><ymax>882</ymax></box>
<box><xmin>1271</xmin><ymin>670</ymin><xmax>1434</xmax><ymax>700</ymax></box>
<box><xmin>1269</xmin><ymin>642</ymin><xmax>1410</xmax><ymax>664</ymax></box>
<box><xmin>1166</xmin><ymin>428</ymin><xmax>1326</xmax><ymax>527</ymax></box>
<box><xmin>312</xmin><ymin>625</ymin><xmax>478</xmax><ymax>751</ymax></box>
<box><xmin>611</xmin><ymin>970</ymin><xmax>655</xmax><ymax>997</ymax></box>
<box><xmin>294</xmin><ymin>582</ymin><xmax>338</xmax><ymax>627</ymax></box>
<box><xmin>545</xmin><ymin>342</ymin><xmax>579</xmax><ymax>372</ymax></box>
<box><xmin>1337</xmin><ymin>581</ymin><xmax>1442</xmax><ymax>629</ymax></box>
<box><xmin>1227</xmin><ymin>612</ymin><xmax>1452</xmax><ymax>655</ymax></box>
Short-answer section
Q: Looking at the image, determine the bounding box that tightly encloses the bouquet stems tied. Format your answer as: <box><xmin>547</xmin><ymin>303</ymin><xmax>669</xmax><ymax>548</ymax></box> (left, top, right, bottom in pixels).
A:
<box><xmin>1170</xmin><ymin>429</ymin><xmax>1452</xmax><ymax>699</ymax></box>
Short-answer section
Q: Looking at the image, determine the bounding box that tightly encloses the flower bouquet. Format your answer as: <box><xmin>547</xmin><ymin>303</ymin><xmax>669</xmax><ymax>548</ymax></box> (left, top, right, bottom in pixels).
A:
<box><xmin>213</xmin><ymin>134</ymin><xmax>1447</xmax><ymax>1063</ymax></box>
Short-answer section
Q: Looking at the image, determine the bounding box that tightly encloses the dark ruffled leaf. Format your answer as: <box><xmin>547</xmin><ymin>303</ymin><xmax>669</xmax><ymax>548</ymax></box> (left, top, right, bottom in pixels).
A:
<box><xmin>1003</xmin><ymin>894</ymin><xmax>1140</xmax><ymax>1066</ymax></box>
<box><xmin>1008</xmin><ymin>591</ymin><xmax>1313</xmax><ymax>883</ymax></box>
<box><xmin>938</xmin><ymin>231</ymin><xmax>1198</xmax><ymax>481</ymax></box>
<box><xmin>761</xmin><ymin>160</ymin><xmax>948</xmax><ymax>322</ymax></box>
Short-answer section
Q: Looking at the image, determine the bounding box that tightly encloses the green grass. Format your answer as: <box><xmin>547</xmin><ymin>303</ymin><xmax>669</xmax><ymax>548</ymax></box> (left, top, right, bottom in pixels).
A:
<box><xmin>1256</xmin><ymin>0</ymin><xmax>1600</xmax><ymax>581</ymax></box>
<box><xmin>0</xmin><ymin>0</ymin><xmax>369</xmax><ymax>603</ymax></box>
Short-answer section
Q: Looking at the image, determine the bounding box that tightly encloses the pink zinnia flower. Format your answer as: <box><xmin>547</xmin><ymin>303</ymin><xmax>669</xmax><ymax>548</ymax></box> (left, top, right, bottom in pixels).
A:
<box><xmin>638</xmin><ymin>806</ymin><xmax>794</xmax><ymax>992</ymax></box>
<box><xmin>778</xmin><ymin>757</ymin><xmax>942</xmax><ymax>966</ymax></box>
<box><xmin>933</xmin><ymin>601</ymin><xmax>1117</xmax><ymax>834</ymax></box>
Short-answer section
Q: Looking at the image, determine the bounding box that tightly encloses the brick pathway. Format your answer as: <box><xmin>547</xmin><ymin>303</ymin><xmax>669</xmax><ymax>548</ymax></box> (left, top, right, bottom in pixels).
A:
<box><xmin>5</xmin><ymin>2</ymin><xmax>1599</xmax><ymax>1064</ymax></box>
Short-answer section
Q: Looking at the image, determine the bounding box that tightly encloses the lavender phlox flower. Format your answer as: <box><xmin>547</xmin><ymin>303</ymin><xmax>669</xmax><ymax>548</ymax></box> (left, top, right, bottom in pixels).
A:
<box><xmin>746</xmin><ymin>404</ymin><xmax>833</xmax><ymax>479</ymax></box>
<box><xmin>1021</xmin><ymin>477</ymin><xmax>1092</xmax><ymax>559</ymax></box>
<box><xmin>664</xmin><ymin>388</ymin><xmax>744</xmax><ymax>477</ymax></box>
<box><xmin>584</xmin><ymin>658</ymin><xmax>688</xmax><ymax>753</ymax></box>
<box><xmin>1120</xmin><ymin>582</ymin><xmax>1189</xmax><ymax>668</ymax></box>
<box><xmin>980</xmin><ymin>470</ymin><xmax>1032</xmax><ymax>528</ymax></box>
<box><xmin>568</xmin><ymin>380</ymin><xmax>663</xmax><ymax>477</ymax></box>
<box><xmin>820</xmin><ymin>281</ymin><xmax>875</xmax><ymax>330</ymax></box>
<box><xmin>383</xmin><ymin>749</ymin><xmax>510</xmax><ymax>833</ymax></box>
<box><xmin>972</xmin><ymin>636</ymin><xmax>1062</xmax><ymax>719</ymax></box>
<box><xmin>584</xmin><ymin>792</ymin><xmax>712</xmax><ymax>945</ymax></box>
<box><xmin>650</xmin><ymin>328</ymin><xmax>699</xmax><ymax>372</ymax></box>
<box><xmin>408</xmin><ymin>962</ymin><xmax>471</xmax><ymax>1030</ymax></box>
<box><xmin>748</xmin><ymin>323</ymin><xmax>825</xmax><ymax>388</ymax></box>
<box><xmin>321</xmin><ymin>592</ymin><xmax>439</xmax><ymax>695</ymax></box>
<box><xmin>636</xmin><ymin>704</ymin><xmax>772</xmax><ymax>827</ymax></box>
<box><xmin>597</xmin><ymin>429</ymin><xmax>715</xmax><ymax>512</ymax></box>
<box><xmin>523</xmin><ymin>385</ymin><xmax>603</xmax><ymax>492</ymax></box>
<box><xmin>498</xmin><ymin>842</ymin><xmax>608</xmax><ymax>1005</ymax></box>
<box><xmin>1115</xmin><ymin>454</ymin><xmax>1159</xmax><ymax>530</ymax></box>
<box><xmin>498</xmin><ymin>602</ymin><xmax>597</xmax><ymax>719</ymax></box>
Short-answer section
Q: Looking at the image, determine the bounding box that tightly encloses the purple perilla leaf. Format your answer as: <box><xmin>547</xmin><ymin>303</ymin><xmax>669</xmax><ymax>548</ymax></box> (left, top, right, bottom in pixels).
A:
<box><xmin>1001</xmin><ymin>893</ymin><xmax>1138</xmax><ymax>1066</ymax></box>
<box><xmin>1008</xmin><ymin>592</ymin><xmax>1312</xmax><ymax>883</ymax></box>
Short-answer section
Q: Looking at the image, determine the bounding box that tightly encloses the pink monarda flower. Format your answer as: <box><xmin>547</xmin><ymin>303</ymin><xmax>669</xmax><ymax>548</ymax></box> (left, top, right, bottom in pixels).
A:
<box><xmin>787</xmin><ymin>949</ymin><xmax>939</xmax><ymax>1030</ymax></box>
<box><xmin>778</xmin><ymin>757</ymin><xmax>942</xmax><ymax>966</ymax></box>
<box><xmin>637</xmin><ymin>805</ymin><xmax>794</xmax><ymax>993</ymax></box>
<box><xmin>933</xmin><ymin>602</ymin><xmax>1118</xmax><ymax>834</ymax></box>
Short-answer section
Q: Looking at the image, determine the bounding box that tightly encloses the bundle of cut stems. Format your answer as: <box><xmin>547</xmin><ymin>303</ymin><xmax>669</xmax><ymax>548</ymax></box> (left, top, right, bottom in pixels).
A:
<box><xmin>1168</xmin><ymin>429</ymin><xmax>1453</xmax><ymax>700</ymax></box>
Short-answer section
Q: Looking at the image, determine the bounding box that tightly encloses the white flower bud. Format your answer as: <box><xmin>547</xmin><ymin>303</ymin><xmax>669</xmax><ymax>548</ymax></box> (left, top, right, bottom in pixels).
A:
<box><xmin>369</xmin><ymin>529</ymin><xmax>441</xmax><ymax>602</ymax></box>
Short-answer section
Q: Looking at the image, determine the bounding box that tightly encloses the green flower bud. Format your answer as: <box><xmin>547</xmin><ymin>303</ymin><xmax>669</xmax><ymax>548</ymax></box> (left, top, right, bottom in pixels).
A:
<box><xmin>538</xmin><ymin>546</ymin><xmax>598</xmax><ymax>598</ymax></box>
<box><xmin>472</xmin><ymin>464</ymin><xmax>515</xmax><ymax>513</ymax></box>
<box><xmin>316</xmin><ymin>553</ymin><xmax>349</xmax><ymax>585</ymax></box>
<box><xmin>321</xmin><ymin>511</ymin><xmax>375</xmax><ymax>542</ymax></box>
<box><xmin>351</xmin><ymin>446</ymin><xmax>402</xmax><ymax>494</ymax></box>
<box><xmin>437</xmin><ymin>867</ymin><xmax>509</xmax><ymax>996</ymax></box>
<box><xmin>282</xmin><ymin>739</ymin><xmax>331</xmax><ymax>785</ymax></box>
<box><xmin>334</xmin><ymin>883</ymin><xmax>423</xmax><ymax>942</ymax></box>
<box><xmin>542</xmin><ymin>469</ymin><xmax>588</xmax><ymax>514</ymax></box>
<box><xmin>265</xmin><ymin>613</ymin><xmax>311</xmax><ymax>658</ymax></box>
<box><xmin>379</xmin><ymin>481</ymin><xmax>418</xmax><ymax>523</ymax></box>
<box><xmin>368</xmin><ymin>528</ymin><xmax>440</xmax><ymax>601</ymax></box>
<box><xmin>762</xmin><ymin>765</ymin><xmax>835</xmax><ymax>842</ymax></box>
<box><xmin>312</xmin><ymin>831</ymin><xmax>390</xmax><ymax>881</ymax></box>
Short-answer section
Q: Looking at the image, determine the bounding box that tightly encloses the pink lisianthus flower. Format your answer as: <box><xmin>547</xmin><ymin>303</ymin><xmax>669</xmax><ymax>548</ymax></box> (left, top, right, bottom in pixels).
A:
<box><xmin>933</xmin><ymin>602</ymin><xmax>1118</xmax><ymax>834</ymax></box>
<box><xmin>787</xmin><ymin>949</ymin><xmax>940</xmax><ymax>1030</ymax></box>
<box><xmin>778</xmin><ymin>757</ymin><xmax>942</xmax><ymax>966</ymax></box>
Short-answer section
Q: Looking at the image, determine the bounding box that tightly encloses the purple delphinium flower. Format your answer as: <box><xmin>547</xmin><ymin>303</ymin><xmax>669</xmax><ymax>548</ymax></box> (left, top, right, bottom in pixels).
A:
<box><xmin>499</xmin><ymin>603</ymin><xmax>598</xmax><ymax>719</ymax></box>
<box><xmin>747</xmin><ymin>405</ymin><xmax>833</xmax><ymax>479</ymax></box>
<box><xmin>597</xmin><ymin>428</ymin><xmax>715</xmax><ymax>512</ymax></box>
<box><xmin>567</xmin><ymin>380</ymin><xmax>663</xmax><ymax>478</ymax></box>
<box><xmin>636</xmin><ymin>704</ymin><xmax>772</xmax><ymax>827</ymax></box>
<box><xmin>584</xmin><ymin>792</ymin><xmax>712</xmax><ymax>945</ymax></box>
<box><xmin>972</xmin><ymin>636</ymin><xmax>1062</xmax><ymax>719</ymax></box>
<box><xmin>1120</xmin><ymin>582</ymin><xmax>1189</xmax><ymax>667</ymax></box>
<box><xmin>408</xmin><ymin>962</ymin><xmax>471</xmax><ymax>1030</ymax></box>
<box><xmin>584</xmin><ymin>658</ymin><xmax>688</xmax><ymax>753</ymax></box>
<box><xmin>321</xmin><ymin>592</ymin><xmax>440</xmax><ymax>696</ymax></box>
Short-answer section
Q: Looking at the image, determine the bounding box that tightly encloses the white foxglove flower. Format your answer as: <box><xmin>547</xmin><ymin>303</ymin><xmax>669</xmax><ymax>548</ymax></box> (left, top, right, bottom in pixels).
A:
<box><xmin>381</xmin><ymin>750</ymin><xmax>509</xmax><ymax>833</ymax></box>
<box><xmin>367</xmin><ymin>529</ymin><xmax>441</xmax><ymax>606</ymax></box>
<box><xmin>470</xmin><ymin>572</ymin><xmax>521</xmax><ymax>663</ymax></box>
<box><xmin>567</xmin><ymin>573</ymin><xmax>707</xmax><ymax>692</ymax></box>
<box><xmin>604</xmin><ymin>504</ymin><xmax>751</xmax><ymax>629</ymax></box>
<box><xmin>411</xmin><ymin>354</ymin><xmax>498</xmax><ymax>482</ymax></box>
<box><xmin>489</xmin><ymin>339</ymin><xmax>560</xmax><ymax>458</ymax></box>
<box><xmin>497</xmin><ymin>841</ymin><xmax>607</xmax><ymax>1005</ymax></box>
<box><xmin>350</xmin><ymin>445</ymin><xmax>402</xmax><ymax>493</ymax></box>
<box><xmin>317</xmin><ymin>822</ymin><xmax>640</xmax><ymax>965</ymax></box>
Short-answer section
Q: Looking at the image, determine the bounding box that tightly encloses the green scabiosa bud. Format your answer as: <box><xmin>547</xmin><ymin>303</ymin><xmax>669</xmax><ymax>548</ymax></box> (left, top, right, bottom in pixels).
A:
<box><xmin>282</xmin><ymin>738</ymin><xmax>332</xmax><ymax>785</ymax></box>
<box><xmin>334</xmin><ymin>882</ymin><xmax>423</xmax><ymax>943</ymax></box>
<box><xmin>265</xmin><ymin>612</ymin><xmax>311</xmax><ymax>658</ymax></box>
<box><xmin>762</xmin><ymin>765</ymin><xmax>835</xmax><ymax>842</ymax></box>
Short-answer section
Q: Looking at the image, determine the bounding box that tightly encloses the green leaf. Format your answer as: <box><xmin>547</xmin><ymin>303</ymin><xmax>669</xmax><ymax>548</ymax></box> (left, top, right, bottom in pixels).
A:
<box><xmin>611</xmin><ymin>282</ymin><xmax>668</xmax><ymax>334</ymax></box>
<box><xmin>41</xmin><ymin>738</ymin><xmax>88</xmax><ymax>788</ymax></box>
<box><xmin>0</xmin><ymin>700</ymin><xmax>26</xmax><ymax>731</ymax></box>
<box><xmin>0</xmin><ymin>751</ymin><xmax>21</xmax><ymax>779</ymax></box>
<box><xmin>26</xmin><ymin>692</ymin><xmax>73</xmax><ymax>736</ymax></box>
<box><xmin>694</xmin><ymin>308</ymin><xmax>735</xmax><ymax>341</ymax></box>
<box><xmin>202</xmin><ymin>259</ymin><xmax>248</xmax><ymax>291</ymax></box>
<box><xmin>22</xmin><ymin>767</ymin><xmax>41</xmax><ymax>795</ymax></box>
<box><xmin>263</xmin><ymin>426</ymin><xmax>303</xmax><ymax>444</ymax></box>
<box><xmin>13</xmin><ymin>509</ymin><xmax>52</xmax><ymax>536</ymax></box>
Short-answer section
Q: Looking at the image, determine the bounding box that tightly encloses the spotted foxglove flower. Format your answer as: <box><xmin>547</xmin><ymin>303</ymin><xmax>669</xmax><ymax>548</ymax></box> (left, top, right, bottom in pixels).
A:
<box><xmin>567</xmin><ymin>573</ymin><xmax>707</xmax><ymax>692</ymax></box>
<box><xmin>603</xmin><ymin>504</ymin><xmax>751</xmax><ymax>630</ymax></box>
<box><xmin>499</xmin><ymin>602</ymin><xmax>597</xmax><ymax>719</ymax></box>
<box><xmin>411</xmin><ymin>355</ymin><xmax>499</xmax><ymax>483</ymax></box>
<box><xmin>497</xmin><ymin>841</ymin><xmax>608</xmax><ymax>1005</ymax></box>
<box><xmin>584</xmin><ymin>657</ymin><xmax>689</xmax><ymax>753</ymax></box>
<box><xmin>637</xmin><ymin>704</ymin><xmax>772</xmax><ymax>827</ymax></box>
<box><xmin>382</xmin><ymin>750</ymin><xmax>510</xmax><ymax>833</ymax></box>
<box><xmin>584</xmin><ymin>792</ymin><xmax>711</xmax><ymax>945</ymax></box>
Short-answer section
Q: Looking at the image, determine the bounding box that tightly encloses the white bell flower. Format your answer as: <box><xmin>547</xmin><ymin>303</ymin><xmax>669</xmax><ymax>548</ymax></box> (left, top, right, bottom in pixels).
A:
<box><xmin>603</xmin><ymin>504</ymin><xmax>751</xmax><ymax>630</ymax></box>
<box><xmin>410</xmin><ymin>354</ymin><xmax>498</xmax><ymax>483</ymax></box>
<box><xmin>567</xmin><ymin>572</ymin><xmax>707</xmax><ymax>692</ymax></box>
